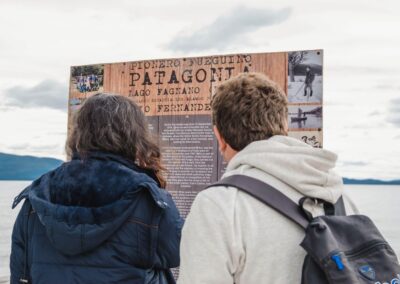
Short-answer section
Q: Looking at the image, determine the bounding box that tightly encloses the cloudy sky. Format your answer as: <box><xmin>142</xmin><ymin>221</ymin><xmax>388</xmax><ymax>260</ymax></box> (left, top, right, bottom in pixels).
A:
<box><xmin>0</xmin><ymin>0</ymin><xmax>399</xmax><ymax>180</ymax></box>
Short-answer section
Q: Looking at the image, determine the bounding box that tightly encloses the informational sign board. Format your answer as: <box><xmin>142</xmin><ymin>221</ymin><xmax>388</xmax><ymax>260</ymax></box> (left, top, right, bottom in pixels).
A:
<box><xmin>68</xmin><ymin>50</ymin><xmax>323</xmax><ymax>217</ymax></box>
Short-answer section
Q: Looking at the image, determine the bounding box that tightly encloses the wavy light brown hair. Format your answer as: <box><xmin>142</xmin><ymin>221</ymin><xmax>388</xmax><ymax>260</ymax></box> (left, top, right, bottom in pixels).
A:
<box><xmin>66</xmin><ymin>93</ymin><xmax>166</xmax><ymax>187</ymax></box>
<box><xmin>211</xmin><ymin>72</ymin><xmax>288</xmax><ymax>151</ymax></box>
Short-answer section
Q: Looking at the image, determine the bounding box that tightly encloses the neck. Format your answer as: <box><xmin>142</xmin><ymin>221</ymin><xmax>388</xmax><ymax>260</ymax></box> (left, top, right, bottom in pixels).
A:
<box><xmin>224</xmin><ymin>146</ymin><xmax>238</xmax><ymax>162</ymax></box>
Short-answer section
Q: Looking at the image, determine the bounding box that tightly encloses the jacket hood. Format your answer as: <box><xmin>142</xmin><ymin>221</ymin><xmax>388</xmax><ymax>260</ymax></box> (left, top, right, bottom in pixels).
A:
<box><xmin>225</xmin><ymin>135</ymin><xmax>343</xmax><ymax>203</ymax></box>
<box><xmin>12</xmin><ymin>151</ymin><xmax>169</xmax><ymax>256</ymax></box>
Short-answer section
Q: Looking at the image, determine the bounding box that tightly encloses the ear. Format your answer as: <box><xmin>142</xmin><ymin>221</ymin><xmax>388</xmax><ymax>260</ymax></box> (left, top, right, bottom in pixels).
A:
<box><xmin>213</xmin><ymin>126</ymin><xmax>227</xmax><ymax>152</ymax></box>
<box><xmin>284</xmin><ymin>117</ymin><xmax>289</xmax><ymax>134</ymax></box>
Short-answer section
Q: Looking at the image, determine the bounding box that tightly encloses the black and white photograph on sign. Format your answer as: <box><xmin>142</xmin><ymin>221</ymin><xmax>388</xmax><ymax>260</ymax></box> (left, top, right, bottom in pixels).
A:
<box><xmin>288</xmin><ymin>50</ymin><xmax>322</xmax><ymax>104</ymax></box>
<box><xmin>71</xmin><ymin>65</ymin><xmax>104</xmax><ymax>94</ymax></box>
<box><xmin>288</xmin><ymin>105</ymin><xmax>322</xmax><ymax>130</ymax></box>
<box><xmin>288</xmin><ymin>130</ymin><xmax>323</xmax><ymax>148</ymax></box>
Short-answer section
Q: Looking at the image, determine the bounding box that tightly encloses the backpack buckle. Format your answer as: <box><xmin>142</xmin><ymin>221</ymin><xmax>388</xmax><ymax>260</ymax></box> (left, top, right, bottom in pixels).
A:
<box><xmin>331</xmin><ymin>253</ymin><xmax>345</xmax><ymax>271</ymax></box>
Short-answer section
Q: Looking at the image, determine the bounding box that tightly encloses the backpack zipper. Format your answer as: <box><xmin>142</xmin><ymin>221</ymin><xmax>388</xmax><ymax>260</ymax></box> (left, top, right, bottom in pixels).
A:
<box><xmin>345</xmin><ymin>241</ymin><xmax>389</xmax><ymax>260</ymax></box>
<box><xmin>326</xmin><ymin>240</ymin><xmax>390</xmax><ymax>270</ymax></box>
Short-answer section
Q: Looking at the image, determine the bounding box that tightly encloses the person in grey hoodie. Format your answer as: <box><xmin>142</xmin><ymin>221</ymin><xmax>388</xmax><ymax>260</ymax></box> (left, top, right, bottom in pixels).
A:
<box><xmin>177</xmin><ymin>72</ymin><xmax>358</xmax><ymax>284</ymax></box>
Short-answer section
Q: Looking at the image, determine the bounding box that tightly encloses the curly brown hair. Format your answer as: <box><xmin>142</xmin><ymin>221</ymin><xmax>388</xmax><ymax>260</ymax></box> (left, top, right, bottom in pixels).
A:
<box><xmin>66</xmin><ymin>93</ymin><xmax>166</xmax><ymax>187</ymax></box>
<box><xmin>211</xmin><ymin>72</ymin><xmax>288</xmax><ymax>151</ymax></box>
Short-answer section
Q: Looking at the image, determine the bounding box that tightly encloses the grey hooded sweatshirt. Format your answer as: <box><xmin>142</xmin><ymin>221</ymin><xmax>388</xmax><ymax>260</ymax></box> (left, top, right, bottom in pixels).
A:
<box><xmin>178</xmin><ymin>135</ymin><xmax>358</xmax><ymax>284</ymax></box>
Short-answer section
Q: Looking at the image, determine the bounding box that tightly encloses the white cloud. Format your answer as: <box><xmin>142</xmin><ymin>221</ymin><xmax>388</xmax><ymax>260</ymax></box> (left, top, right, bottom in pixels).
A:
<box><xmin>387</xmin><ymin>98</ymin><xmax>400</xmax><ymax>127</ymax></box>
<box><xmin>166</xmin><ymin>6</ymin><xmax>292</xmax><ymax>52</ymax></box>
<box><xmin>4</xmin><ymin>80</ymin><xmax>68</xmax><ymax>111</ymax></box>
<box><xmin>0</xmin><ymin>107</ymin><xmax>67</xmax><ymax>160</ymax></box>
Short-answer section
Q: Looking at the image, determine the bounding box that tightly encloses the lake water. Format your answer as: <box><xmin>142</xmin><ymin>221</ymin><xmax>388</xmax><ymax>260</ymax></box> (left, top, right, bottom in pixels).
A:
<box><xmin>0</xmin><ymin>181</ymin><xmax>399</xmax><ymax>282</ymax></box>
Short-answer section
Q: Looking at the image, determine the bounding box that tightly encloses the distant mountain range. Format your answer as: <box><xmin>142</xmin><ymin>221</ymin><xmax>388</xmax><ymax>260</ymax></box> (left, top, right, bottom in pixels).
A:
<box><xmin>0</xmin><ymin>152</ymin><xmax>399</xmax><ymax>185</ymax></box>
<box><xmin>0</xmin><ymin>152</ymin><xmax>64</xmax><ymax>180</ymax></box>
<box><xmin>342</xmin><ymin>178</ymin><xmax>400</xmax><ymax>185</ymax></box>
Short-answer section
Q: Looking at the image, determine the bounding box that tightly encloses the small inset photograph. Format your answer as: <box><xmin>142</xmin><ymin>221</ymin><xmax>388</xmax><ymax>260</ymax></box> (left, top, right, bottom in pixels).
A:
<box><xmin>288</xmin><ymin>50</ymin><xmax>322</xmax><ymax>103</ymax></box>
<box><xmin>288</xmin><ymin>105</ymin><xmax>322</xmax><ymax>130</ymax></box>
<box><xmin>288</xmin><ymin>130</ymin><xmax>323</xmax><ymax>148</ymax></box>
<box><xmin>70</xmin><ymin>65</ymin><xmax>104</xmax><ymax>94</ymax></box>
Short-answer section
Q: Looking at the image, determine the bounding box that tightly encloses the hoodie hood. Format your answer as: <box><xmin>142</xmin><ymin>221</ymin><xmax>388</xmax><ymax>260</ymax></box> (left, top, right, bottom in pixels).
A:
<box><xmin>225</xmin><ymin>135</ymin><xmax>343</xmax><ymax>203</ymax></box>
<box><xmin>12</xmin><ymin>151</ymin><xmax>169</xmax><ymax>256</ymax></box>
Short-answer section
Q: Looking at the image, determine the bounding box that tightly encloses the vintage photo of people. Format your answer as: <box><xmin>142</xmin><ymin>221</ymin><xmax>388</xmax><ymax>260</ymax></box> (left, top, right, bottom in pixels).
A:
<box><xmin>288</xmin><ymin>50</ymin><xmax>322</xmax><ymax>104</ymax></box>
<box><xmin>70</xmin><ymin>64</ymin><xmax>104</xmax><ymax>94</ymax></box>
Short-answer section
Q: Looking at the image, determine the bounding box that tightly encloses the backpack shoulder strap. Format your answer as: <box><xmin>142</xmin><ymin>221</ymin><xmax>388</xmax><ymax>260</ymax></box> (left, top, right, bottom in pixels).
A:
<box><xmin>207</xmin><ymin>175</ymin><xmax>309</xmax><ymax>229</ymax></box>
<box><xmin>334</xmin><ymin>196</ymin><xmax>346</xmax><ymax>216</ymax></box>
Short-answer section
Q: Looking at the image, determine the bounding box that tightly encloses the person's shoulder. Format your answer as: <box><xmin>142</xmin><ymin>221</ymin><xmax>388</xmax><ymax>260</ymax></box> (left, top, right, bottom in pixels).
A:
<box><xmin>189</xmin><ymin>185</ymin><xmax>240</xmax><ymax>217</ymax></box>
<box><xmin>197</xmin><ymin>184</ymin><xmax>238</xmax><ymax>202</ymax></box>
<box><xmin>184</xmin><ymin>185</ymin><xmax>239</xmax><ymax>231</ymax></box>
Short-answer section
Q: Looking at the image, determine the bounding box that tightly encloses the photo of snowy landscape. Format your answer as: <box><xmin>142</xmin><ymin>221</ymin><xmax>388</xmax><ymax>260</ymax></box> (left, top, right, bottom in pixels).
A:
<box><xmin>288</xmin><ymin>50</ymin><xmax>322</xmax><ymax>104</ymax></box>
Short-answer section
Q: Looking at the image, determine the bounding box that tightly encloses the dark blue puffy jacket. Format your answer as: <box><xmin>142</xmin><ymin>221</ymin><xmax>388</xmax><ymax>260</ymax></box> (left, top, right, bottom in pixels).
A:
<box><xmin>10</xmin><ymin>151</ymin><xmax>183</xmax><ymax>284</ymax></box>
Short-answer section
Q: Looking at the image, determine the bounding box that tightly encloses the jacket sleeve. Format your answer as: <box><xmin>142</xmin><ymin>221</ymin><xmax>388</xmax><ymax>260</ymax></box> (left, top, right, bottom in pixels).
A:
<box><xmin>177</xmin><ymin>189</ymin><xmax>240</xmax><ymax>284</ymax></box>
<box><xmin>10</xmin><ymin>200</ymin><xmax>31</xmax><ymax>284</ymax></box>
<box><xmin>155</xmin><ymin>191</ymin><xmax>184</xmax><ymax>269</ymax></box>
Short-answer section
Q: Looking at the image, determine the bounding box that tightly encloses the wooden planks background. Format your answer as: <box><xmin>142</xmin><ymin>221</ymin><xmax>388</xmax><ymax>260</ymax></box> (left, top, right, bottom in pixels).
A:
<box><xmin>69</xmin><ymin>52</ymin><xmax>288</xmax><ymax>120</ymax></box>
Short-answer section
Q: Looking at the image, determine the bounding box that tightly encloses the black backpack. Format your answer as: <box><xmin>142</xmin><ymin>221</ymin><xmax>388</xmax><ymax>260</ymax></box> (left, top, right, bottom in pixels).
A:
<box><xmin>210</xmin><ymin>175</ymin><xmax>400</xmax><ymax>283</ymax></box>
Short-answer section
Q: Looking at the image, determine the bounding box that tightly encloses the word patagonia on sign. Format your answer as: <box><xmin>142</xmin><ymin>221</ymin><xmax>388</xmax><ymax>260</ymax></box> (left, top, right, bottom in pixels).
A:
<box><xmin>129</xmin><ymin>66</ymin><xmax>250</xmax><ymax>86</ymax></box>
